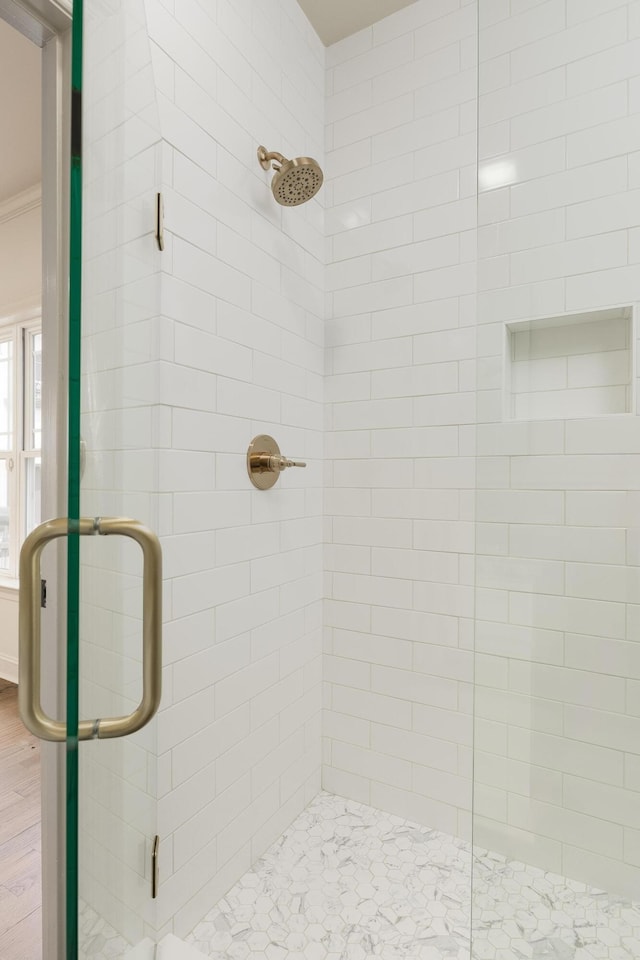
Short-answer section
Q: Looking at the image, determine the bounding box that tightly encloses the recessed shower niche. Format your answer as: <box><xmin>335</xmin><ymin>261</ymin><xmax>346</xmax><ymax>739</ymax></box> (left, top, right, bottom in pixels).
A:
<box><xmin>504</xmin><ymin>307</ymin><xmax>634</xmax><ymax>421</ymax></box>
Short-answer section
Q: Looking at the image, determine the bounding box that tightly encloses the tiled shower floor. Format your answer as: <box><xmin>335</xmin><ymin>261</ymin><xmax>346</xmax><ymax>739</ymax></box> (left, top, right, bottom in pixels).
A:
<box><xmin>79</xmin><ymin>791</ymin><xmax>640</xmax><ymax>958</ymax></box>
<box><xmin>187</xmin><ymin>792</ymin><xmax>640</xmax><ymax>960</ymax></box>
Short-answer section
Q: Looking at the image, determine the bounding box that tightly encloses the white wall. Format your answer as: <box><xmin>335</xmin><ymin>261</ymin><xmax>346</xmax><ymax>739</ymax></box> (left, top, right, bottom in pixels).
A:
<box><xmin>0</xmin><ymin>193</ymin><xmax>41</xmax><ymax>317</ymax></box>
<box><xmin>145</xmin><ymin>0</ymin><xmax>326</xmax><ymax>939</ymax></box>
<box><xmin>323</xmin><ymin>0</ymin><xmax>477</xmax><ymax>840</ymax></box>
<box><xmin>475</xmin><ymin>0</ymin><xmax>640</xmax><ymax>900</ymax></box>
<box><xmin>0</xmin><ymin>586</ymin><xmax>19</xmax><ymax>682</ymax></box>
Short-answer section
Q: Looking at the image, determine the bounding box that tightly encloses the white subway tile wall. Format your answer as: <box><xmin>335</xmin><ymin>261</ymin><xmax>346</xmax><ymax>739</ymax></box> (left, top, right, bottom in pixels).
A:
<box><xmin>142</xmin><ymin>0</ymin><xmax>324</xmax><ymax>940</ymax></box>
<box><xmin>324</xmin><ymin>0</ymin><xmax>478</xmax><ymax>841</ymax></box>
<box><xmin>476</xmin><ymin>0</ymin><xmax>640</xmax><ymax>899</ymax></box>
<box><xmin>78</xmin><ymin>0</ymin><xmax>640</xmax><ymax>945</ymax></box>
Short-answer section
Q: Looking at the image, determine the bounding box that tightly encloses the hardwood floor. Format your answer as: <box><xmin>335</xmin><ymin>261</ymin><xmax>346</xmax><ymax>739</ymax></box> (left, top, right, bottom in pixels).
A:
<box><xmin>0</xmin><ymin>678</ymin><xmax>42</xmax><ymax>960</ymax></box>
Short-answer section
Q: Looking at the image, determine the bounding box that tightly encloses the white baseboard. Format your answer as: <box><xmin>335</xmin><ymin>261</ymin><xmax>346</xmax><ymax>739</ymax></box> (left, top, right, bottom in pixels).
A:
<box><xmin>0</xmin><ymin>652</ymin><xmax>18</xmax><ymax>684</ymax></box>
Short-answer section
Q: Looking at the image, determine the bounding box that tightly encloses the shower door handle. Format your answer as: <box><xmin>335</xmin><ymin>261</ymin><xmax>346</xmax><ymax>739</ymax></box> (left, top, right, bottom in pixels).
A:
<box><xmin>18</xmin><ymin>517</ymin><xmax>162</xmax><ymax>743</ymax></box>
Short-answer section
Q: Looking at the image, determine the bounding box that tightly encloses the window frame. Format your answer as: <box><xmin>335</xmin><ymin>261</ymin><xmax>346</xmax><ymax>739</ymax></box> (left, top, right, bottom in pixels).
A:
<box><xmin>0</xmin><ymin>308</ymin><xmax>42</xmax><ymax>583</ymax></box>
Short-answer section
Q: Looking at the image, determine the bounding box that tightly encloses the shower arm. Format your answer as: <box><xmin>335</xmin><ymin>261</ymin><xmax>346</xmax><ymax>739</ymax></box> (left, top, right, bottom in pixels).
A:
<box><xmin>258</xmin><ymin>146</ymin><xmax>288</xmax><ymax>171</ymax></box>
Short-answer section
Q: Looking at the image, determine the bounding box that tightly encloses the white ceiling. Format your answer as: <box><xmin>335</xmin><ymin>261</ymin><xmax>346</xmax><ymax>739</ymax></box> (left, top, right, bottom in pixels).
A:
<box><xmin>0</xmin><ymin>17</ymin><xmax>41</xmax><ymax>206</ymax></box>
<box><xmin>297</xmin><ymin>0</ymin><xmax>418</xmax><ymax>46</ymax></box>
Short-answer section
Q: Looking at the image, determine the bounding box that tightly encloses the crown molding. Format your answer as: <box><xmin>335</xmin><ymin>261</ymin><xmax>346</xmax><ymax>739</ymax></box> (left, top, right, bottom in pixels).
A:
<box><xmin>0</xmin><ymin>297</ymin><xmax>41</xmax><ymax>324</ymax></box>
<box><xmin>0</xmin><ymin>184</ymin><xmax>41</xmax><ymax>226</ymax></box>
<box><xmin>0</xmin><ymin>0</ymin><xmax>71</xmax><ymax>44</ymax></box>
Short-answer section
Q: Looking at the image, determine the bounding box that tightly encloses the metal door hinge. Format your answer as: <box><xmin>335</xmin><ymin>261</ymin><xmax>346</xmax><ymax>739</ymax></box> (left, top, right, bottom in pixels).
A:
<box><xmin>152</xmin><ymin>835</ymin><xmax>160</xmax><ymax>899</ymax></box>
<box><xmin>155</xmin><ymin>193</ymin><xmax>164</xmax><ymax>252</ymax></box>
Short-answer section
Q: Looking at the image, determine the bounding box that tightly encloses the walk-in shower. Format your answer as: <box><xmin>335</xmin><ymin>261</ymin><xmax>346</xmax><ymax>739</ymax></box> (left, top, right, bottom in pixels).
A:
<box><xmin>41</xmin><ymin>0</ymin><xmax>640</xmax><ymax>957</ymax></box>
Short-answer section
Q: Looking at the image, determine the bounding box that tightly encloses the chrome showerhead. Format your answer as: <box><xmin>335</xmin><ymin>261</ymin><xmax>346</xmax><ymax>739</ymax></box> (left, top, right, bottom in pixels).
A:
<box><xmin>258</xmin><ymin>145</ymin><xmax>324</xmax><ymax>206</ymax></box>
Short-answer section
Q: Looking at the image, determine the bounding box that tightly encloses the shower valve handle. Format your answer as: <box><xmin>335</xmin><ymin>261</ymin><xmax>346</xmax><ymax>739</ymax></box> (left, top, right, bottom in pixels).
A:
<box><xmin>254</xmin><ymin>454</ymin><xmax>307</xmax><ymax>472</ymax></box>
<box><xmin>247</xmin><ymin>435</ymin><xmax>307</xmax><ymax>489</ymax></box>
<box><xmin>273</xmin><ymin>455</ymin><xmax>307</xmax><ymax>471</ymax></box>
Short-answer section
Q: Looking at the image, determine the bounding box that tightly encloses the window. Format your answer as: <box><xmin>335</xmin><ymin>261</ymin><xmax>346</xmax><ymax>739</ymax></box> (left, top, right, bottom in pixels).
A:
<box><xmin>0</xmin><ymin>318</ymin><xmax>41</xmax><ymax>580</ymax></box>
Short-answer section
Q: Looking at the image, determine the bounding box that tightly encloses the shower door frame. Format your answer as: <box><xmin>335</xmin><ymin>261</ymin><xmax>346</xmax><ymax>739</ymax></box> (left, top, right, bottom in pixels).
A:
<box><xmin>0</xmin><ymin>1</ymin><xmax>72</xmax><ymax>957</ymax></box>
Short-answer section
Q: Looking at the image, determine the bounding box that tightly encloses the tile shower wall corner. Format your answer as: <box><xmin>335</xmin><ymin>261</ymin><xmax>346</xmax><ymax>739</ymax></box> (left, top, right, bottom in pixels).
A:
<box><xmin>144</xmin><ymin>0</ymin><xmax>325</xmax><ymax>937</ymax></box>
<box><xmin>323</xmin><ymin>0</ymin><xmax>478</xmax><ymax>840</ymax></box>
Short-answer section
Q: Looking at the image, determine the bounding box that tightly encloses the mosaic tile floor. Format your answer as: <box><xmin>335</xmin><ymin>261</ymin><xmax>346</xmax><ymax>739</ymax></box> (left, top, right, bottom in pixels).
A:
<box><xmin>79</xmin><ymin>902</ymin><xmax>130</xmax><ymax>958</ymax></box>
<box><xmin>79</xmin><ymin>791</ymin><xmax>640</xmax><ymax>959</ymax></box>
<box><xmin>186</xmin><ymin>792</ymin><xmax>640</xmax><ymax>960</ymax></box>
<box><xmin>473</xmin><ymin>849</ymin><xmax>640</xmax><ymax>960</ymax></box>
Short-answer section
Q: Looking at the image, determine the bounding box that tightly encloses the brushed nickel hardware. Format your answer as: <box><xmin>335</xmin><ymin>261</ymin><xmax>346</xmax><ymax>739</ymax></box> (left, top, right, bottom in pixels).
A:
<box><xmin>156</xmin><ymin>192</ymin><xmax>164</xmax><ymax>251</ymax></box>
<box><xmin>257</xmin><ymin>145</ymin><xmax>324</xmax><ymax>206</ymax></box>
<box><xmin>152</xmin><ymin>835</ymin><xmax>160</xmax><ymax>899</ymax></box>
<box><xmin>247</xmin><ymin>435</ymin><xmax>307</xmax><ymax>490</ymax></box>
<box><xmin>257</xmin><ymin>146</ymin><xmax>287</xmax><ymax>170</ymax></box>
<box><xmin>19</xmin><ymin>517</ymin><xmax>162</xmax><ymax>742</ymax></box>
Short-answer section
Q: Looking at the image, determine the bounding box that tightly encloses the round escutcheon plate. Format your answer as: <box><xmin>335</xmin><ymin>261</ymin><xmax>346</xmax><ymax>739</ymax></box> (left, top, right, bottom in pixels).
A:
<box><xmin>247</xmin><ymin>434</ymin><xmax>281</xmax><ymax>490</ymax></box>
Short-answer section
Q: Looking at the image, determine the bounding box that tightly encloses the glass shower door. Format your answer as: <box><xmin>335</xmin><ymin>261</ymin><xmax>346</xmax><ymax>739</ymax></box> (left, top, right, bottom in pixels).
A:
<box><xmin>473</xmin><ymin>1</ymin><xmax>640</xmax><ymax>957</ymax></box>
<box><xmin>67</xmin><ymin>0</ymin><xmax>164</xmax><ymax>956</ymax></box>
